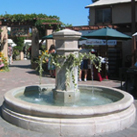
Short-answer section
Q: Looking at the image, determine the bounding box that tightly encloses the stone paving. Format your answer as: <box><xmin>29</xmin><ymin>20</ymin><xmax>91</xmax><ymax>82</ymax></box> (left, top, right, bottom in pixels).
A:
<box><xmin>0</xmin><ymin>60</ymin><xmax>137</xmax><ymax>137</ymax></box>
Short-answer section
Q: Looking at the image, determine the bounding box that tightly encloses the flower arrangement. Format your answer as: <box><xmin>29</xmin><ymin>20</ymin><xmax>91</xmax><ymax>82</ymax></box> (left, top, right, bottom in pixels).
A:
<box><xmin>36</xmin><ymin>50</ymin><xmax>101</xmax><ymax>86</ymax></box>
<box><xmin>0</xmin><ymin>52</ymin><xmax>9</xmax><ymax>72</ymax></box>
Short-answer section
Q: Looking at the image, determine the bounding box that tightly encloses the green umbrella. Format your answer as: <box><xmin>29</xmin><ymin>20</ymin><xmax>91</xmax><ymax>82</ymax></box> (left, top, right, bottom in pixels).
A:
<box><xmin>42</xmin><ymin>34</ymin><xmax>53</xmax><ymax>39</ymax></box>
<box><xmin>42</xmin><ymin>34</ymin><xmax>87</xmax><ymax>41</ymax></box>
<box><xmin>83</xmin><ymin>27</ymin><xmax>131</xmax><ymax>40</ymax></box>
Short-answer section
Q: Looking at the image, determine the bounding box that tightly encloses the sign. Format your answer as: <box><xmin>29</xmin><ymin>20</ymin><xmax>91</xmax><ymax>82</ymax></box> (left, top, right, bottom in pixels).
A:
<box><xmin>11</xmin><ymin>26</ymin><xmax>29</xmax><ymax>36</ymax></box>
<box><xmin>79</xmin><ymin>39</ymin><xmax>117</xmax><ymax>46</ymax></box>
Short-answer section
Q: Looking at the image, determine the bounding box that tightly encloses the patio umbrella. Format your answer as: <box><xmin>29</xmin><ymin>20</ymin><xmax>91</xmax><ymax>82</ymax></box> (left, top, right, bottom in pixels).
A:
<box><xmin>42</xmin><ymin>34</ymin><xmax>53</xmax><ymax>39</ymax></box>
<box><xmin>132</xmin><ymin>32</ymin><xmax>137</xmax><ymax>36</ymax></box>
<box><xmin>42</xmin><ymin>34</ymin><xmax>87</xmax><ymax>41</ymax></box>
<box><xmin>82</xmin><ymin>27</ymin><xmax>131</xmax><ymax>40</ymax></box>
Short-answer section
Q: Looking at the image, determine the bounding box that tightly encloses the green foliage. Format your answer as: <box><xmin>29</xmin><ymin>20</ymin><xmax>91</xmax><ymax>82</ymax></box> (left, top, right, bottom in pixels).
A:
<box><xmin>0</xmin><ymin>13</ymin><xmax>62</xmax><ymax>37</ymax></box>
<box><xmin>0</xmin><ymin>14</ymin><xmax>74</xmax><ymax>37</ymax></box>
<box><xmin>62</xmin><ymin>23</ymin><xmax>73</xmax><ymax>27</ymax></box>
<box><xmin>36</xmin><ymin>51</ymin><xmax>101</xmax><ymax>87</ymax></box>
<box><xmin>13</xmin><ymin>47</ymin><xmax>20</xmax><ymax>56</ymax></box>
<box><xmin>12</xmin><ymin>36</ymin><xmax>25</xmax><ymax>59</ymax></box>
<box><xmin>12</xmin><ymin>36</ymin><xmax>25</xmax><ymax>51</ymax></box>
<box><xmin>0</xmin><ymin>52</ymin><xmax>9</xmax><ymax>72</ymax></box>
<box><xmin>40</xmin><ymin>44</ymin><xmax>46</xmax><ymax>51</ymax></box>
<box><xmin>0</xmin><ymin>13</ymin><xmax>60</xmax><ymax>23</ymax></box>
<box><xmin>1</xmin><ymin>14</ymin><xmax>61</xmax><ymax>28</ymax></box>
<box><xmin>36</xmin><ymin>25</ymin><xmax>46</xmax><ymax>38</ymax></box>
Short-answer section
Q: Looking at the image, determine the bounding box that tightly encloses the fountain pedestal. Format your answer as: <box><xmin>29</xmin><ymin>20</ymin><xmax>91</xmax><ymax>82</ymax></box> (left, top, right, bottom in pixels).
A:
<box><xmin>53</xmin><ymin>29</ymin><xmax>81</xmax><ymax>103</ymax></box>
<box><xmin>53</xmin><ymin>89</ymin><xmax>80</xmax><ymax>103</ymax></box>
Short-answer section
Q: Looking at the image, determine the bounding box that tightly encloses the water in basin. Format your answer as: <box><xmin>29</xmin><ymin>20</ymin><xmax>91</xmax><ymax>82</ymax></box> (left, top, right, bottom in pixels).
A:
<box><xmin>15</xmin><ymin>87</ymin><xmax>123</xmax><ymax>107</ymax></box>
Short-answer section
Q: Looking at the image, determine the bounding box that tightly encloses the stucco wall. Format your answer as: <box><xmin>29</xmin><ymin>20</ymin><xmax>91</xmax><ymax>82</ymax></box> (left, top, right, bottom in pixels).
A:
<box><xmin>88</xmin><ymin>3</ymin><xmax>137</xmax><ymax>25</ymax></box>
<box><xmin>46</xmin><ymin>29</ymin><xmax>55</xmax><ymax>50</ymax></box>
<box><xmin>113</xmin><ymin>3</ymin><xmax>132</xmax><ymax>24</ymax></box>
<box><xmin>89</xmin><ymin>8</ymin><xmax>95</xmax><ymax>26</ymax></box>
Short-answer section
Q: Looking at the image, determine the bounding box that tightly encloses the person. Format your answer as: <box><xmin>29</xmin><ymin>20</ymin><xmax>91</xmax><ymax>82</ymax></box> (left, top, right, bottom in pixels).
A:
<box><xmin>27</xmin><ymin>46</ymin><xmax>32</xmax><ymax>59</ymax></box>
<box><xmin>90</xmin><ymin>49</ymin><xmax>104</xmax><ymax>81</ymax></box>
<box><xmin>8</xmin><ymin>44</ymin><xmax>13</xmax><ymax>65</ymax></box>
<box><xmin>48</xmin><ymin>45</ymin><xmax>56</xmax><ymax>77</ymax></box>
<box><xmin>23</xmin><ymin>46</ymin><xmax>27</xmax><ymax>59</ymax></box>
<box><xmin>79</xmin><ymin>45</ymin><xmax>89</xmax><ymax>82</ymax></box>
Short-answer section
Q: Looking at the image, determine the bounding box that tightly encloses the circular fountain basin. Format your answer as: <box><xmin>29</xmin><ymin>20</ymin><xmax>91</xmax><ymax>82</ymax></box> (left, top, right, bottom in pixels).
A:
<box><xmin>2</xmin><ymin>84</ymin><xmax>136</xmax><ymax>137</ymax></box>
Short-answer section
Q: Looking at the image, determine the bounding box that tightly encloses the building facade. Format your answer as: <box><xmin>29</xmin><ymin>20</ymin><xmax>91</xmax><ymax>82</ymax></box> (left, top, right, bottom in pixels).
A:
<box><xmin>84</xmin><ymin>0</ymin><xmax>137</xmax><ymax>77</ymax></box>
<box><xmin>86</xmin><ymin>0</ymin><xmax>137</xmax><ymax>31</ymax></box>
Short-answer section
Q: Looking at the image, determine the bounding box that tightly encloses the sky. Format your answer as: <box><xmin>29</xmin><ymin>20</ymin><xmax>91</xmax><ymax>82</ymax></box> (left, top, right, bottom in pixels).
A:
<box><xmin>0</xmin><ymin>0</ymin><xmax>92</xmax><ymax>26</ymax></box>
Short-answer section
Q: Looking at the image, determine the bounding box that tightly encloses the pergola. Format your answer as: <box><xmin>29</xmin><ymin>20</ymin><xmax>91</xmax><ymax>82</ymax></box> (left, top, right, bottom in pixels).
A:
<box><xmin>0</xmin><ymin>14</ymin><xmax>61</xmax><ymax>68</ymax></box>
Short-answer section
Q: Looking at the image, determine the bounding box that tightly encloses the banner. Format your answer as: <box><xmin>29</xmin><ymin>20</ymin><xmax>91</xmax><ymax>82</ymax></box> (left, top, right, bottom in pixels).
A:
<box><xmin>79</xmin><ymin>39</ymin><xmax>117</xmax><ymax>46</ymax></box>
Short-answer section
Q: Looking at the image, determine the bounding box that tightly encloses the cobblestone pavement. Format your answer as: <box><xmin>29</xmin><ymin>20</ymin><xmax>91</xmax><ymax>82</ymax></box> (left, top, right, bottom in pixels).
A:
<box><xmin>0</xmin><ymin>60</ymin><xmax>137</xmax><ymax>137</ymax></box>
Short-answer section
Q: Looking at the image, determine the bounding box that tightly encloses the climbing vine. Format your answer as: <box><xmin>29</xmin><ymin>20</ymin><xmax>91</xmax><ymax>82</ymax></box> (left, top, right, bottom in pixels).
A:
<box><xmin>0</xmin><ymin>14</ymin><xmax>61</xmax><ymax>24</ymax></box>
<box><xmin>36</xmin><ymin>51</ymin><xmax>101</xmax><ymax>87</ymax></box>
<box><xmin>0</xmin><ymin>14</ymin><xmax>62</xmax><ymax>37</ymax></box>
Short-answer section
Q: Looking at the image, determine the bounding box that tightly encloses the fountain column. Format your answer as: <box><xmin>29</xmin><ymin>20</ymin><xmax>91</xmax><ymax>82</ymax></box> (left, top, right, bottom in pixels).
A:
<box><xmin>53</xmin><ymin>29</ymin><xmax>81</xmax><ymax>103</ymax></box>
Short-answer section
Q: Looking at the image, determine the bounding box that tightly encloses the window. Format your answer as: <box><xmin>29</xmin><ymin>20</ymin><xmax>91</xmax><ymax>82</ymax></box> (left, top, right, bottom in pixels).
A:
<box><xmin>95</xmin><ymin>8</ymin><xmax>111</xmax><ymax>24</ymax></box>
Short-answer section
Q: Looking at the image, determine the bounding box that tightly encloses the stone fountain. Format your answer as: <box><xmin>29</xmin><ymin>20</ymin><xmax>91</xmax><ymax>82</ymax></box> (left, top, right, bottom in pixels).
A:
<box><xmin>1</xmin><ymin>29</ymin><xmax>136</xmax><ymax>137</ymax></box>
<box><xmin>53</xmin><ymin>29</ymin><xmax>80</xmax><ymax>104</ymax></box>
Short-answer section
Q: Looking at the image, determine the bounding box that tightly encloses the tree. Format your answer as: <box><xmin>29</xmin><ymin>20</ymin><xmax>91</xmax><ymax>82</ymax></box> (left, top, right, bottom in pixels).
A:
<box><xmin>13</xmin><ymin>36</ymin><xmax>25</xmax><ymax>51</ymax></box>
<box><xmin>12</xmin><ymin>36</ymin><xmax>25</xmax><ymax>58</ymax></box>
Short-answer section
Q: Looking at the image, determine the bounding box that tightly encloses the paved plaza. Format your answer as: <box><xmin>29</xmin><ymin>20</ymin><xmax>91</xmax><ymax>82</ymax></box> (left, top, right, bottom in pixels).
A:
<box><xmin>0</xmin><ymin>60</ymin><xmax>137</xmax><ymax>137</ymax></box>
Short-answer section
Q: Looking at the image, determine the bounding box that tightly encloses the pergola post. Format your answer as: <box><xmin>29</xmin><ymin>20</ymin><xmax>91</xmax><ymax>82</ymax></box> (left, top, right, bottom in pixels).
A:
<box><xmin>0</xmin><ymin>26</ymin><xmax>8</xmax><ymax>58</ymax></box>
<box><xmin>31</xmin><ymin>27</ymin><xmax>39</xmax><ymax>69</ymax></box>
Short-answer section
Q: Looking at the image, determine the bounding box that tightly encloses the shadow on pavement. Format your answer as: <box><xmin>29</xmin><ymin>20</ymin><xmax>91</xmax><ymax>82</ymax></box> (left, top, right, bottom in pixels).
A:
<box><xmin>9</xmin><ymin>64</ymin><xmax>31</xmax><ymax>69</ymax></box>
<box><xmin>9</xmin><ymin>64</ymin><xmax>50</xmax><ymax>78</ymax></box>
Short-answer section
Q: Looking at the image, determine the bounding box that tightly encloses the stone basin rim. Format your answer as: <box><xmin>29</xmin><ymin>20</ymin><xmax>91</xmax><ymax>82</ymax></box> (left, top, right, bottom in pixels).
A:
<box><xmin>3</xmin><ymin>84</ymin><xmax>134</xmax><ymax>117</ymax></box>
